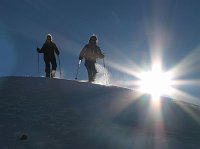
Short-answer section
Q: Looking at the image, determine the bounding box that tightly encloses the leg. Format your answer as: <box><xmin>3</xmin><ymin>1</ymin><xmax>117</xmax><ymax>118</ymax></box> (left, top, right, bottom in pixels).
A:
<box><xmin>85</xmin><ymin>61</ymin><xmax>93</xmax><ymax>82</ymax></box>
<box><xmin>51</xmin><ymin>57</ymin><xmax>57</xmax><ymax>78</ymax></box>
<box><xmin>45</xmin><ymin>61</ymin><xmax>50</xmax><ymax>78</ymax></box>
<box><xmin>90</xmin><ymin>63</ymin><xmax>97</xmax><ymax>82</ymax></box>
<box><xmin>85</xmin><ymin>61</ymin><xmax>96</xmax><ymax>82</ymax></box>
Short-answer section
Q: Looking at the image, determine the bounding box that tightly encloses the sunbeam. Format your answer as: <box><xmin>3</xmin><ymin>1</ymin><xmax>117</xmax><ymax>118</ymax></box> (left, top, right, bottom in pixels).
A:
<box><xmin>175</xmin><ymin>101</ymin><xmax>200</xmax><ymax>124</ymax></box>
<box><xmin>170</xmin><ymin>87</ymin><xmax>200</xmax><ymax>105</ymax></box>
<box><xmin>106</xmin><ymin>60</ymin><xmax>142</xmax><ymax>79</ymax></box>
<box><xmin>138</xmin><ymin>62</ymin><xmax>173</xmax><ymax>98</ymax></box>
<box><xmin>169</xmin><ymin>46</ymin><xmax>200</xmax><ymax>78</ymax></box>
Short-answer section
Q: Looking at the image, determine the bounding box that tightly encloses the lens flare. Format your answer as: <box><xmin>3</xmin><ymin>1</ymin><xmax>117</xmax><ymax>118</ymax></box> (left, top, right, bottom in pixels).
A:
<box><xmin>138</xmin><ymin>63</ymin><xmax>173</xmax><ymax>98</ymax></box>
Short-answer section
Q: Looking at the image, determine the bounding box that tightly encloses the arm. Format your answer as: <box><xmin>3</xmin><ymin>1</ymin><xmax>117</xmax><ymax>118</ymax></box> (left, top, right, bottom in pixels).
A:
<box><xmin>79</xmin><ymin>45</ymin><xmax>87</xmax><ymax>60</ymax></box>
<box><xmin>37</xmin><ymin>43</ymin><xmax>47</xmax><ymax>53</ymax></box>
<box><xmin>53</xmin><ymin>43</ymin><xmax>60</xmax><ymax>55</ymax></box>
<box><xmin>96</xmin><ymin>46</ymin><xmax>104</xmax><ymax>59</ymax></box>
<box><xmin>37</xmin><ymin>47</ymin><xmax>43</xmax><ymax>53</ymax></box>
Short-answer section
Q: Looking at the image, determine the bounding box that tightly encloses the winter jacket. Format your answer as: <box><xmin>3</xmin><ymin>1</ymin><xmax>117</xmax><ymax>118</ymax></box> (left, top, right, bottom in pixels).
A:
<box><xmin>37</xmin><ymin>41</ymin><xmax>60</xmax><ymax>59</ymax></box>
<box><xmin>79</xmin><ymin>43</ymin><xmax>104</xmax><ymax>62</ymax></box>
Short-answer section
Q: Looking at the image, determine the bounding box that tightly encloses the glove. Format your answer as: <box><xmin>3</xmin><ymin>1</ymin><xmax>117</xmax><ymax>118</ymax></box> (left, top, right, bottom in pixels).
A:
<box><xmin>79</xmin><ymin>56</ymin><xmax>83</xmax><ymax>60</ymax></box>
<box><xmin>37</xmin><ymin>48</ymin><xmax>40</xmax><ymax>53</ymax></box>
<box><xmin>101</xmin><ymin>53</ymin><xmax>105</xmax><ymax>58</ymax></box>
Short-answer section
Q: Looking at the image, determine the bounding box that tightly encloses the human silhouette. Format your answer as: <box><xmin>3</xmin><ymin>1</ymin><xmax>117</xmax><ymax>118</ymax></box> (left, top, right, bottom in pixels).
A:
<box><xmin>79</xmin><ymin>35</ymin><xmax>104</xmax><ymax>82</ymax></box>
<box><xmin>37</xmin><ymin>34</ymin><xmax>60</xmax><ymax>78</ymax></box>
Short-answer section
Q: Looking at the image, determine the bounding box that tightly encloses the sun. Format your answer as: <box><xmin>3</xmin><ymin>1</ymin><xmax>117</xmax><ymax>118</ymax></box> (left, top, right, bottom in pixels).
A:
<box><xmin>138</xmin><ymin>63</ymin><xmax>173</xmax><ymax>98</ymax></box>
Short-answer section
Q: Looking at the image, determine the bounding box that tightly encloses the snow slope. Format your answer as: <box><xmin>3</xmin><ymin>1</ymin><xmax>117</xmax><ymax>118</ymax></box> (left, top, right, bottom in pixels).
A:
<box><xmin>0</xmin><ymin>77</ymin><xmax>200</xmax><ymax>149</ymax></box>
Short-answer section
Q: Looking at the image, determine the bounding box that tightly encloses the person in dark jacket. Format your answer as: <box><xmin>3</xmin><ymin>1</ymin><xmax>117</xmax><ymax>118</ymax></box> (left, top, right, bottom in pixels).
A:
<box><xmin>79</xmin><ymin>35</ymin><xmax>104</xmax><ymax>82</ymax></box>
<box><xmin>37</xmin><ymin>34</ymin><xmax>60</xmax><ymax>78</ymax></box>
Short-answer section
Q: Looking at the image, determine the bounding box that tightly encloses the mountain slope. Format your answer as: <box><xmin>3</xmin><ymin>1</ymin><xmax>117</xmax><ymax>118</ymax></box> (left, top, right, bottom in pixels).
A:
<box><xmin>0</xmin><ymin>77</ymin><xmax>200</xmax><ymax>149</ymax></box>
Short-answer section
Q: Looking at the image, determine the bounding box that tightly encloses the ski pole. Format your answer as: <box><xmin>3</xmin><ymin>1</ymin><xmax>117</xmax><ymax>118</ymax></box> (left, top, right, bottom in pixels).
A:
<box><xmin>103</xmin><ymin>57</ymin><xmax>106</xmax><ymax>68</ymax></box>
<box><xmin>37</xmin><ymin>52</ymin><xmax>40</xmax><ymax>74</ymax></box>
<box><xmin>75</xmin><ymin>60</ymin><xmax>81</xmax><ymax>80</ymax></box>
<box><xmin>58</xmin><ymin>55</ymin><xmax>62</xmax><ymax>78</ymax></box>
<box><xmin>103</xmin><ymin>58</ymin><xmax>108</xmax><ymax>85</ymax></box>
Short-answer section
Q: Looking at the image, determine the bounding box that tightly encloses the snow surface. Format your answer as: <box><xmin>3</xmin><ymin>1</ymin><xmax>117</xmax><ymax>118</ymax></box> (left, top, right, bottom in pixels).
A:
<box><xmin>0</xmin><ymin>76</ymin><xmax>200</xmax><ymax>149</ymax></box>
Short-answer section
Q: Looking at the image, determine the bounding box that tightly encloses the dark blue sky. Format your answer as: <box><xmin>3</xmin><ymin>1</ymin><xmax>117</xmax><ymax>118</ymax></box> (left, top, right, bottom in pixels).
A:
<box><xmin>1</xmin><ymin>0</ymin><xmax>200</xmax><ymax>101</ymax></box>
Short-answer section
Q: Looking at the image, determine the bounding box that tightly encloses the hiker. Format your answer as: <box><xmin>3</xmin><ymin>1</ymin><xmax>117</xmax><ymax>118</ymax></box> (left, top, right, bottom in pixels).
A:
<box><xmin>37</xmin><ymin>34</ymin><xmax>60</xmax><ymax>78</ymax></box>
<box><xmin>79</xmin><ymin>35</ymin><xmax>104</xmax><ymax>82</ymax></box>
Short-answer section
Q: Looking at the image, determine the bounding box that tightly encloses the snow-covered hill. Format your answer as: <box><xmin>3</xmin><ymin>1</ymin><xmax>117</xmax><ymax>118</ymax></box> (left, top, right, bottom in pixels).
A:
<box><xmin>0</xmin><ymin>77</ymin><xmax>200</xmax><ymax>149</ymax></box>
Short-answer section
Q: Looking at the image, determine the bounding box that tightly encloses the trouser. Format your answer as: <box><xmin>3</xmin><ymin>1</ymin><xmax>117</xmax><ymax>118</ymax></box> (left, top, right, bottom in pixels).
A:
<box><xmin>85</xmin><ymin>60</ymin><xmax>97</xmax><ymax>82</ymax></box>
<box><xmin>44</xmin><ymin>56</ymin><xmax>57</xmax><ymax>77</ymax></box>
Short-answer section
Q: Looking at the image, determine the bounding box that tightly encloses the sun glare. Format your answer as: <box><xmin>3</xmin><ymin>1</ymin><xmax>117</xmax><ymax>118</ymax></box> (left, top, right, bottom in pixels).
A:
<box><xmin>138</xmin><ymin>63</ymin><xmax>173</xmax><ymax>98</ymax></box>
